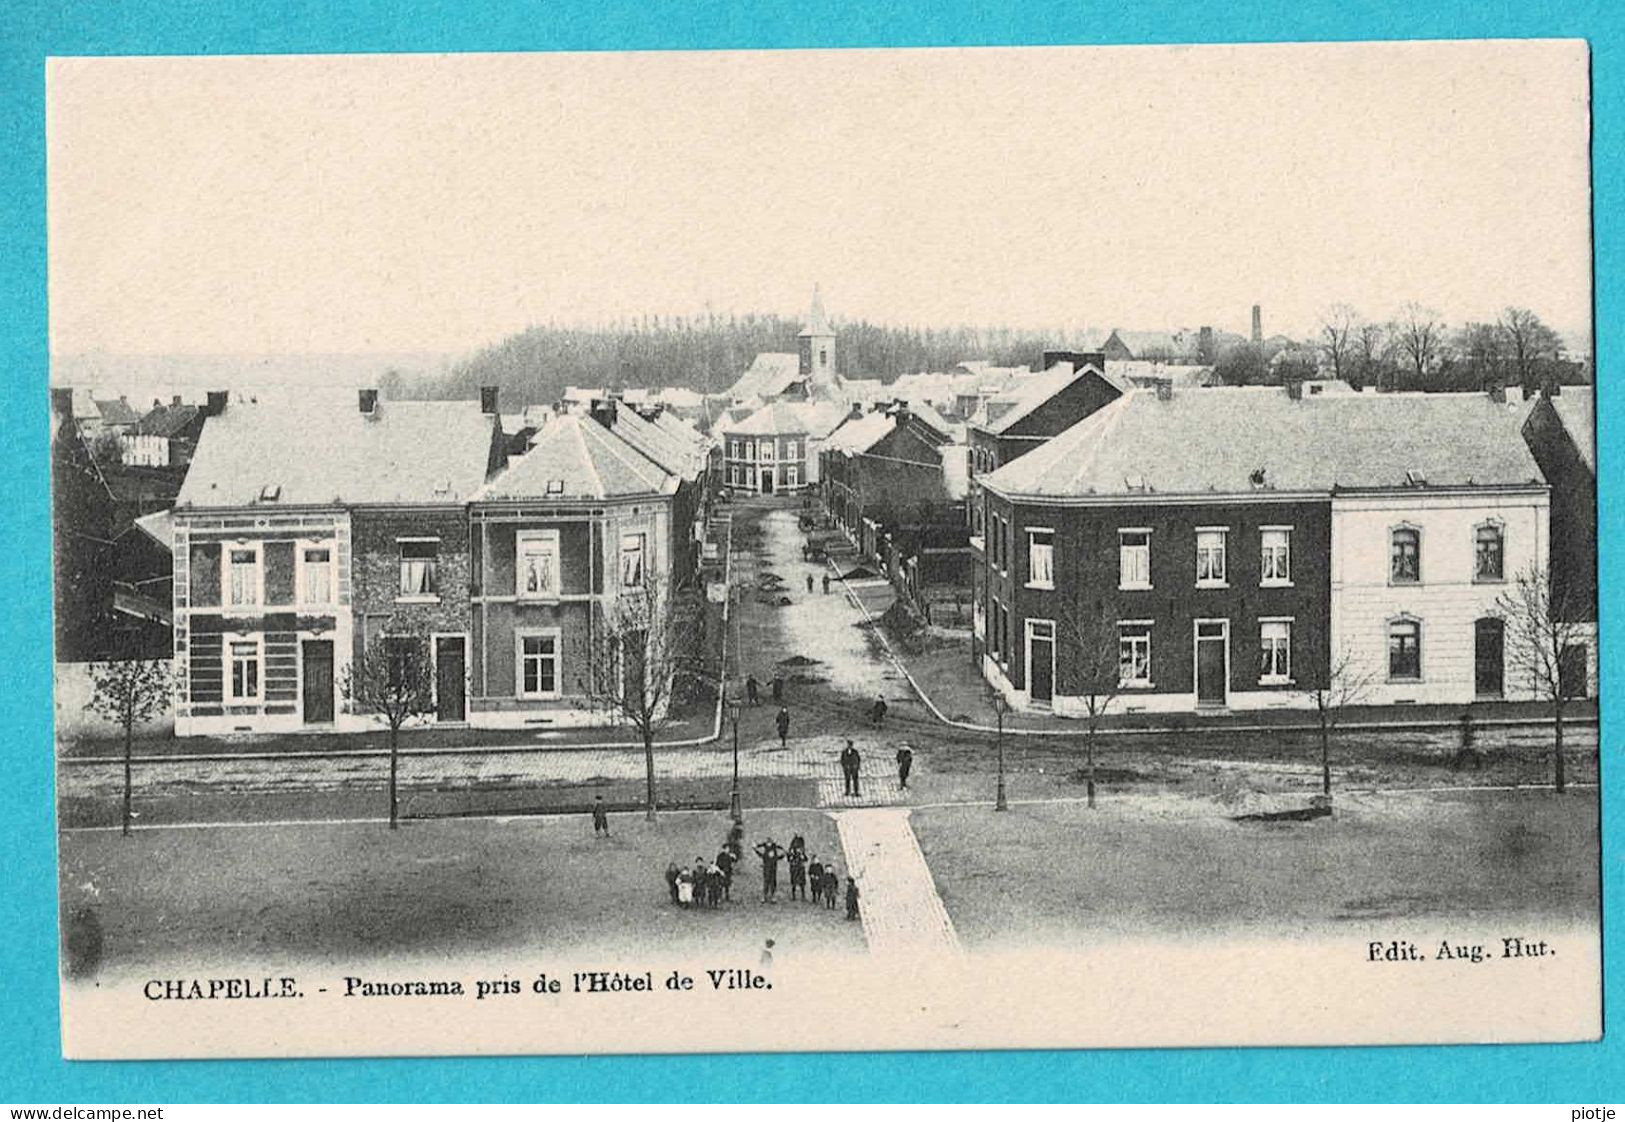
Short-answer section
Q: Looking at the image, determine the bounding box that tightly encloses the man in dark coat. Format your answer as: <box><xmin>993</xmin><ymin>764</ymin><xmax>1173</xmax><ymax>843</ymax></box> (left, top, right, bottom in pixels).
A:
<box><xmin>895</xmin><ymin>745</ymin><xmax>914</xmax><ymax>790</ymax></box>
<box><xmin>753</xmin><ymin>837</ymin><xmax>786</xmax><ymax>902</ymax></box>
<box><xmin>869</xmin><ymin>693</ymin><xmax>888</xmax><ymax>727</ymax></box>
<box><xmin>716</xmin><ymin>847</ymin><xmax>737</xmax><ymax>901</ymax></box>
<box><xmin>822</xmin><ymin>573</ymin><xmax>831</xmax><ymax>594</ymax></box>
<box><xmin>839</xmin><ymin>740</ymin><xmax>862</xmax><ymax>797</ymax></box>
<box><xmin>776</xmin><ymin>706</ymin><xmax>791</xmax><ymax>749</ymax></box>
<box><xmin>591</xmin><ymin>795</ymin><xmax>610</xmax><ymax>836</ymax></box>
<box><xmin>822</xmin><ymin>867</ymin><xmax>840</xmax><ymax>909</ymax></box>
<box><xmin>772</xmin><ymin>673</ymin><xmax>785</xmax><ymax>703</ymax></box>
<box><xmin>665</xmin><ymin>861</ymin><xmax>681</xmax><ymax>905</ymax></box>
<box><xmin>746</xmin><ymin>675</ymin><xmax>760</xmax><ymax>706</ymax></box>
<box><xmin>787</xmin><ymin>846</ymin><xmax>808</xmax><ymax>901</ymax></box>
<box><xmin>845</xmin><ymin>876</ymin><xmax>861</xmax><ymax>921</ymax></box>
<box><xmin>808</xmin><ymin>856</ymin><xmax>825</xmax><ymax>905</ymax></box>
<box><xmin>806</xmin><ymin>573</ymin><xmax>815</xmax><ymax>593</ymax></box>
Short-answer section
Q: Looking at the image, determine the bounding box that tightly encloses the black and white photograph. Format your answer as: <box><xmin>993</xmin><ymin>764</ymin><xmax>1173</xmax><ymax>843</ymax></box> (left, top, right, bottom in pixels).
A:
<box><xmin>47</xmin><ymin>40</ymin><xmax>1600</xmax><ymax>1057</ymax></box>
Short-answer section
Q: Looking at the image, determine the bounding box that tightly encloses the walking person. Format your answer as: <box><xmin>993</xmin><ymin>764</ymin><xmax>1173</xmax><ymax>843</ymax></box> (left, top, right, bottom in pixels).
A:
<box><xmin>895</xmin><ymin>745</ymin><xmax>914</xmax><ymax>791</ymax></box>
<box><xmin>845</xmin><ymin>876</ymin><xmax>861</xmax><ymax>922</ymax></box>
<box><xmin>775</xmin><ymin>706</ymin><xmax>791</xmax><ymax>749</ymax></box>
<box><xmin>753</xmin><ymin>837</ymin><xmax>786</xmax><ymax>902</ymax></box>
<box><xmin>869</xmin><ymin>693</ymin><xmax>888</xmax><ymax>727</ymax></box>
<box><xmin>746</xmin><ymin>675</ymin><xmax>760</xmax><ymax>706</ymax></box>
<box><xmin>591</xmin><ymin>795</ymin><xmax>610</xmax><ymax>837</ymax></box>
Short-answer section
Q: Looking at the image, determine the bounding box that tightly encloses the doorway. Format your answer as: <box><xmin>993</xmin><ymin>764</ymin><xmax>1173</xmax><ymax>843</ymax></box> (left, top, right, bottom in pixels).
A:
<box><xmin>435</xmin><ymin>636</ymin><xmax>467</xmax><ymax>722</ymax></box>
<box><xmin>1195</xmin><ymin>620</ymin><xmax>1228</xmax><ymax>708</ymax></box>
<box><xmin>1474</xmin><ymin>618</ymin><xmax>1505</xmax><ymax>697</ymax></box>
<box><xmin>301</xmin><ymin>640</ymin><xmax>334</xmax><ymax>723</ymax></box>
<box><xmin>1026</xmin><ymin>619</ymin><xmax>1055</xmax><ymax>706</ymax></box>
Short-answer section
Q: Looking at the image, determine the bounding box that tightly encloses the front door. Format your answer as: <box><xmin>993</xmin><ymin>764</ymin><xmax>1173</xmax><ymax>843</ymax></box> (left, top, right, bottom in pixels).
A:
<box><xmin>1027</xmin><ymin>620</ymin><xmax>1055</xmax><ymax>705</ymax></box>
<box><xmin>435</xmin><ymin>636</ymin><xmax>466</xmax><ymax>722</ymax></box>
<box><xmin>301</xmin><ymin>640</ymin><xmax>334</xmax><ymax>723</ymax></box>
<box><xmin>761</xmin><ymin>468</ymin><xmax>775</xmax><ymax>495</ymax></box>
<box><xmin>1195</xmin><ymin>621</ymin><xmax>1228</xmax><ymax>707</ymax></box>
<box><xmin>1474</xmin><ymin>618</ymin><xmax>1505</xmax><ymax>697</ymax></box>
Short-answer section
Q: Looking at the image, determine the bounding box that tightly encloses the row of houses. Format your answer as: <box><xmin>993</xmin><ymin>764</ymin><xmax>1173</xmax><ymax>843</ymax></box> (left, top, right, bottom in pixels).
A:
<box><xmin>966</xmin><ymin>379</ymin><xmax>1597</xmax><ymax>715</ymax></box>
<box><xmin>164</xmin><ymin>387</ymin><xmax>712</xmax><ymax>736</ymax></box>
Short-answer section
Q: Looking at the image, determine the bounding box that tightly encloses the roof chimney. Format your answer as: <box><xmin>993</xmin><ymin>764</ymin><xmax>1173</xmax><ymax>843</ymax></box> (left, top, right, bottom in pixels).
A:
<box><xmin>1154</xmin><ymin>378</ymin><xmax>1174</xmax><ymax>402</ymax></box>
<box><xmin>359</xmin><ymin>388</ymin><xmax>378</xmax><ymax>416</ymax></box>
<box><xmin>589</xmin><ymin>397</ymin><xmax>618</xmax><ymax>430</ymax></box>
<box><xmin>480</xmin><ymin>385</ymin><xmax>499</xmax><ymax>415</ymax></box>
<box><xmin>172</xmin><ymin>394</ymin><xmax>182</xmax><ymax>407</ymax></box>
<box><xmin>203</xmin><ymin>390</ymin><xmax>229</xmax><ymax>417</ymax></box>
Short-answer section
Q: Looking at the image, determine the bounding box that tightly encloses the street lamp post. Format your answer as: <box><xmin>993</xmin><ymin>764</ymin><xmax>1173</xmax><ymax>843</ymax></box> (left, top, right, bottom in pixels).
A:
<box><xmin>992</xmin><ymin>692</ymin><xmax>1009</xmax><ymax>812</ymax></box>
<box><xmin>727</xmin><ymin>693</ymin><xmax>743</xmax><ymax>823</ymax></box>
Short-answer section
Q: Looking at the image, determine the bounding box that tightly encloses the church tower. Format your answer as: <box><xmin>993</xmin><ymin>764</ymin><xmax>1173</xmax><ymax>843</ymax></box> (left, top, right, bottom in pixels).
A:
<box><xmin>798</xmin><ymin>285</ymin><xmax>837</xmax><ymax>395</ymax></box>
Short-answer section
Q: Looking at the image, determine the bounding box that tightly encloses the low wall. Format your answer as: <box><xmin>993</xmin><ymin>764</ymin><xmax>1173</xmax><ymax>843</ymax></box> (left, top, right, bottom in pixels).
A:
<box><xmin>54</xmin><ymin>661</ymin><xmax>177</xmax><ymax>742</ymax></box>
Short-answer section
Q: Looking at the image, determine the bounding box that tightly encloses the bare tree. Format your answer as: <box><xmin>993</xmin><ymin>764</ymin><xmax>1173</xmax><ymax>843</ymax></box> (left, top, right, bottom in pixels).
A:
<box><xmin>1319</xmin><ymin>303</ymin><xmax>1358</xmax><ymax>382</ymax></box>
<box><xmin>1499</xmin><ymin>307</ymin><xmax>1563</xmax><ymax>394</ymax></box>
<box><xmin>1496</xmin><ymin>564</ymin><xmax>1587</xmax><ymax>793</ymax></box>
<box><xmin>1354</xmin><ymin>321</ymin><xmax>1390</xmax><ymax>391</ymax></box>
<box><xmin>583</xmin><ymin>575</ymin><xmax>703</xmax><ymax>820</ymax></box>
<box><xmin>1394</xmin><ymin>303</ymin><xmax>1445</xmax><ymax>389</ymax></box>
<box><xmin>1059</xmin><ymin>598</ymin><xmax>1124</xmax><ymax>808</ymax></box>
<box><xmin>341</xmin><ymin>624</ymin><xmax>436</xmax><ymax>829</ymax></box>
<box><xmin>1299</xmin><ymin>645</ymin><xmax>1374</xmax><ymax>797</ymax></box>
<box><xmin>84</xmin><ymin>655</ymin><xmax>172</xmax><ymax>836</ymax></box>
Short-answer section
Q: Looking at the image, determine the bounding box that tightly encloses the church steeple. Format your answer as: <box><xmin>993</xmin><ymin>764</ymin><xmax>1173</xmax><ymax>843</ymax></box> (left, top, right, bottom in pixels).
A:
<box><xmin>797</xmin><ymin>284</ymin><xmax>837</xmax><ymax>392</ymax></box>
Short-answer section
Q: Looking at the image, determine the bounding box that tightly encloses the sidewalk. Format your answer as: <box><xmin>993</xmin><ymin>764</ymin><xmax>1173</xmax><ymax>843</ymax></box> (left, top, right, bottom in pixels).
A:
<box><xmin>835</xmin><ymin>807</ymin><xmax>961</xmax><ymax>958</ymax></box>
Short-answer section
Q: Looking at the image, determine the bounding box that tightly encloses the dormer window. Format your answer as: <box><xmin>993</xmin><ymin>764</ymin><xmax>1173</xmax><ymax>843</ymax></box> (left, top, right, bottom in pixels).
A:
<box><xmin>545</xmin><ymin>480</ymin><xmax>565</xmax><ymax>495</ymax></box>
<box><xmin>258</xmin><ymin>483</ymin><xmax>281</xmax><ymax>502</ymax></box>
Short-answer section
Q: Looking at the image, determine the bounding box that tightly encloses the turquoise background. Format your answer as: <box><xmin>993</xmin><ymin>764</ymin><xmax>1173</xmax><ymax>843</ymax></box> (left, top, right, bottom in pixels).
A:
<box><xmin>1</xmin><ymin>0</ymin><xmax>1618</xmax><ymax>1102</ymax></box>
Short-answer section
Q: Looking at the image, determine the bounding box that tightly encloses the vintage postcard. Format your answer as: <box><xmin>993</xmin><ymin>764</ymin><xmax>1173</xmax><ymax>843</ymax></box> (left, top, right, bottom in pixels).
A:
<box><xmin>49</xmin><ymin>40</ymin><xmax>1600</xmax><ymax>1058</ymax></box>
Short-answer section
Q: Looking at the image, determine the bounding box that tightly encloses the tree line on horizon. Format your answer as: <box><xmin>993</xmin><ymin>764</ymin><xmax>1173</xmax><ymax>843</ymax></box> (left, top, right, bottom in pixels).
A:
<box><xmin>384</xmin><ymin>304</ymin><xmax>1590</xmax><ymax>406</ymax></box>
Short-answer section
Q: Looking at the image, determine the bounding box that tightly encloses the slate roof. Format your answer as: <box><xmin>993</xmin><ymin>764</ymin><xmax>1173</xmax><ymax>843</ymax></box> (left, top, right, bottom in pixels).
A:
<box><xmin>476</xmin><ymin>413</ymin><xmax>676</xmax><ymax>502</ymax></box>
<box><xmin>976</xmin><ymin>361</ymin><xmax>1125</xmax><ymax>436</ymax></box>
<box><xmin>1548</xmin><ymin>387</ymin><xmax>1595</xmax><ymax>473</ymax></box>
<box><xmin>984</xmin><ymin>388</ymin><xmax>1547</xmax><ymax>501</ymax></box>
<box><xmin>727</xmin><ymin>353</ymin><xmax>802</xmax><ymax>400</ymax></box>
<box><xmin>93</xmin><ymin>398</ymin><xmax>141</xmax><ymax>426</ymax></box>
<box><xmin>130</xmin><ymin>402</ymin><xmax>202</xmax><ymax>439</ymax></box>
<box><xmin>824</xmin><ymin>412</ymin><xmax>896</xmax><ymax>456</ymax></box>
<box><xmin>176</xmin><ymin>398</ymin><xmax>498</xmax><ymax>508</ymax></box>
<box><xmin>606</xmin><ymin>408</ymin><xmax>707</xmax><ymax>478</ymax></box>
<box><xmin>724</xmin><ymin>400</ymin><xmax>847</xmax><ymax>439</ymax></box>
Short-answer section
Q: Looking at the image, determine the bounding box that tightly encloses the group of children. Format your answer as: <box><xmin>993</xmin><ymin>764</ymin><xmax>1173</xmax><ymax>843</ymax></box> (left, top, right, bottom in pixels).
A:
<box><xmin>665</xmin><ymin>823</ymin><xmax>859</xmax><ymax>921</ymax></box>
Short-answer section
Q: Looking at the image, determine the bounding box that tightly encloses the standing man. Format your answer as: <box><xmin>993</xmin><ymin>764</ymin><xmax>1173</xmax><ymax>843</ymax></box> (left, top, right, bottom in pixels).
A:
<box><xmin>591</xmin><ymin>795</ymin><xmax>610</xmax><ymax>837</ymax></box>
<box><xmin>848</xmin><ymin>741</ymin><xmax>864</xmax><ymax>797</ymax></box>
<box><xmin>895</xmin><ymin>745</ymin><xmax>914</xmax><ymax>791</ymax></box>
<box><xmin>806</xmin><ymin>573</ymin><xmax>815</xmax><ymax>593</ymax></box>
<box><xmin>746</xmin><ymin>675</ymin><xmax>760</xmax><ymax>706</ymax></box>
<box><xmin>822</xmin><ymin>573</ymin><xmax>831</xmax><ymax>594</ymax></box>
<box><xmin>787</xmin><ymin>846</ymin><xmax>808</xmax><ymax>902</ymax></box>
<box><xmin>838</xmin><ymin>741</ymin><xmax>856</xmax><ymax>796</ymax></box>
<box><xmin>845</xmin><ymin>876</ymin><xmax>861</xmax><ymax>921</ymax></box>
<box><xmin>753</xmin><ymin>837</ymin><xmax>786</xmax><ymax>902</ymax></box>
<box><xmin>772</xmin><ymin>673</ymin><xmax>785</xmax><ymax>704</ymax></box>
<box><xmin>716</xmin><ymin>846</ymin><xmax>737</xmax><ymax>901</ymax></box>
<box><xmin>808</xmin><ymin>855</ymin><xmax>825</xmax><ymax>905</ymax></box>
<box><xmin>776</xmin><ymin>706</ymin><xmax>791</xmax><ymax>749</ymax></box>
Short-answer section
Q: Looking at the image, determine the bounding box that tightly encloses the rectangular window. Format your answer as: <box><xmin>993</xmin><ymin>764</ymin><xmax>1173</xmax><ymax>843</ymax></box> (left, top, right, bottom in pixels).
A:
<box><xmin>301</xmin><ymin>547</ymin><xmax>333</xmax><ymax>605</ymax></box>
<box><xmin>229</xmin><ymin>639</ymin><xmax>260</xmax><ymax>700</ymax></box>
<box><xmin>1195</xmin><ymin>529</ymin><xmax>1228</xmax><ymax>586</ymax></box>
<box><xmin>398</xmin><ymin>539</ymin><xmax>439</xmax><ymax>598</ymax></box>
<box><xmin>1389</xmin><ymin>620</ymin><xmax>1421</xmax><ymax>680</ymax></box>
<box><xmin>1119</xmin><ymin>530</ymin><xmax>1151</xmax><ymax>589</ymax></box>
<box><xmin>785</xmin><ymin>466</ymin><xmax>801</xmax><ymax>486</ymax></box>
<box><xmin>519</xmin><ymin>632</ymin><xmax>560</xmax><ymax>697</ymax></box>
<box><xmin>1260</xmin><ymin>528</ymin><xmax>1292</xmax><ymax>586</ymax></box>
<box><xmin>1027</xmin><ymin>530</ymin><xmax>1055</xmax><ymax>588</ymax></box>
<box><xmin>1475</xmin><ymin>524</ymin><xmax>1504</xmax><ymax>581</ymax></box>
<box><xmin>620</xmin><ymin>532</ymin><xmax>646</xmax><ymax>588</ymax></box>
<box><xmin>1259</xmin><ymin>619</ymin><xmax>1292</xmax><ymax>683</ymax></box>
<box><xmin>1391</xmin><ymin>528</ymin><xmax>1420</xmax><ymax>583</ymax></box>
<box><xmin>786</xmin><ymin>440</ymin><xmax>800</xmax><ymax>460</ymax></box>
<box><xmin>517</xmin><ymin>529</ymin><xmax>561</xmax><ymax>599</ymax></box>
<box><xmin>1119</xmin><ymin>623</ymin><xmax>1153</xmax><ymax>687</ymax></box>
<box><xmin>760</xmin><ymin>442</ymin><xmax>775</xmax><ymax>462</ymax></box>
<box><xmin>227</xmin><ymin>546</ymin><xmax>260</xmax><ymax>607</ymax></box>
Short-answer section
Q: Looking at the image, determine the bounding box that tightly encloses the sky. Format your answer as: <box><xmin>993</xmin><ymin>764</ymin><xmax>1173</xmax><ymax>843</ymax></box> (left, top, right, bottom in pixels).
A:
<box><xmin>47</xmin><ymin>41</ymin><xmax>1592</xmax><ymax>361</ymax></box>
